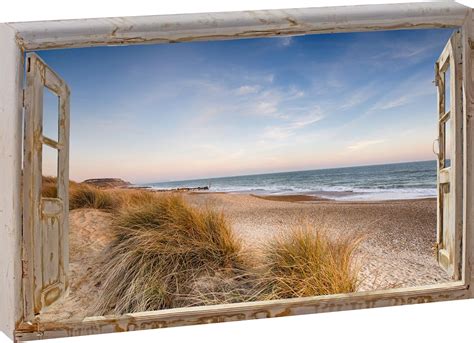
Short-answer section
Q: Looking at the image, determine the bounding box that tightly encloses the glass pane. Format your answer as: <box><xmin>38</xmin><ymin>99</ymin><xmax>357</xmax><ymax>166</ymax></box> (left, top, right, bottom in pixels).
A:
<box><xmin>43</xmin><ymin>87</ymin><xmax>59</xmax><ymax>141</ymax></box>
<box><xmin>444</xmin><ymin>67</ymin><xmax>451</xmax><ymax>113</ymax></box>
<box><xmin>442</xmin><ymin>187</ymin><xmax>450</xmax><ymax>247</ymax></box>
<box><xmin>444</xmin><ymin>118</ymin><xmax>452</xmax><ymax>168</ymax></box>
<box><xmin>42</xmin><ymin>144</ymin><xmax>58</xmax><ymax>198</ymax></box>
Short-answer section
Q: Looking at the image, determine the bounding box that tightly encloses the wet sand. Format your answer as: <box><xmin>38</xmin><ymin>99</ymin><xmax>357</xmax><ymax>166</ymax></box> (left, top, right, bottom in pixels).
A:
<box><xmin>251</xmin><ymin>194</ymin><xmax>329</xmax><ymax>202</ymax></box>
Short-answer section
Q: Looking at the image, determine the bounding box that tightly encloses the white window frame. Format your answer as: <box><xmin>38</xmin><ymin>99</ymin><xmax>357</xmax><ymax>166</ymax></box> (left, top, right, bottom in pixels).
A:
<box><xmin>0</xmin><ymin>2</ymin><xmax>473</xmax><ymax>341</ymax></box>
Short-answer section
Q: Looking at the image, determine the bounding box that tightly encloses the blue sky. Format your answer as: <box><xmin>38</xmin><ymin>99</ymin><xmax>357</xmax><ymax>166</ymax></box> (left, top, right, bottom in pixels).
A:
<box><xmin>37</xmin><ymin>28</ymin><xmax>453</xmax><ymax>183</ymax></box>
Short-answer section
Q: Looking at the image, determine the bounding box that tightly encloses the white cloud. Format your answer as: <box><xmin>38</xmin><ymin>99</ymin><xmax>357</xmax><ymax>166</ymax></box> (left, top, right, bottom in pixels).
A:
<box><xmin>262</xmin><ymin>126</ymin><xmax>291</xmax><ymax>141</ymax></box>
<box><xmin>195</xmin><ymin>143</ymin><xmax>245</xmax><ymax>161</ymax></box>
<box><xmin>338</xmin><ymin>83</ymin><xmax>377</xmax><ymax>110</ymax></box>
<box><xmin>347</xmin><ymin>139</ymin><xmax>385</xmax><ymax>151</ymax></box>
<box><xmin>371</xmin><ymin>37</ymin><xmax>443</xmax><ymax>63</ymax></box>
<box><xmin>265</xmin><ymin>74</ymin><xmax>275</xmax><ymax>83</ymax></box>
<box><xmin>291</xmin><ymin>113</ymin><xmax>324</xmax><ymax>129</ymax></box>
<box><xmin>235</xmin><ymin>84</ymin><xmax>261</xmax><ymax>95</ymax></box>
<box><xmin>192</xmin><ymin>83</ymin><xmax>309</xmax><ymax>125</ymax></box>
<box><xmin>244</xmin><ymin>86</ymin><xmax>306</xmax><ymax>117</ymax></box>
<box><xmin>278</xmin><ymin>36</ymin><xmax>293</xmax><ymax>47</ymax></box>
<box><xmin>262</xmin><ymin>111</ymin><xmax>325</xmax><ymax>141</ymax></box>
<box><xmin>255</xmin><ymin>101</ymin><xmax>279</xmax><ymax>115</ymax></box>
<box><xmin>287</xmin><ymin>85</ymin><xmax>305</xmax><ymax>99</ymax></box>
<box><xmin>375</xmin><ymin>95</ymin><xmax>412</xmax><ymax>110</ymax></box>
<box><xmin>370</xmin><ymin>76</ymin><xmax>434</xmax><ymax>112</ymax></box>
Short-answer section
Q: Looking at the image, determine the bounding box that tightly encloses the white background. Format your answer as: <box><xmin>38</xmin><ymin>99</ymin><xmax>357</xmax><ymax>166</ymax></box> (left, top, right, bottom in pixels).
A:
<box><xmin>1</xmin><ymin>1</ymin><xmax>474</xmax><ymax>342</ymax></box>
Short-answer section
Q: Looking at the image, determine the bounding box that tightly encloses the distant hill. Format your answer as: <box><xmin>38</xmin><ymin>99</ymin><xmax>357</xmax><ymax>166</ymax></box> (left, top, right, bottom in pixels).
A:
<box><xmin>82</xmin><ymin>178</ymin><xmax>131</xmax><ymax>189</ymax></box>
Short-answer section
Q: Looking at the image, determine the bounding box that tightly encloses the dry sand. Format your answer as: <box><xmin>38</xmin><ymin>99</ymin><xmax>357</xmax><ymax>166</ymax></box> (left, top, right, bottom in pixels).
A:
<box><xmin>42</xmin><ymin>209</ymin><xmax>114</xmax><ymax>321</ymax></box>
<box><xmin>42</xmin><ymin>193</ymin><xmax>450</xmax><ymax>321</ymax></box>
<box><xmin>185</xmin><ymin>193</ymin><xmax>450</xmax><ymax>290</ymax></box>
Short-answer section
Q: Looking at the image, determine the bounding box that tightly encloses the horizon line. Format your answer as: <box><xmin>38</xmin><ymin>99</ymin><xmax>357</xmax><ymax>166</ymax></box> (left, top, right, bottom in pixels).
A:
<box><xmin>138</xmin><ymin>158</ymin><xmax>437</xmax><ymax>186</ymax></box>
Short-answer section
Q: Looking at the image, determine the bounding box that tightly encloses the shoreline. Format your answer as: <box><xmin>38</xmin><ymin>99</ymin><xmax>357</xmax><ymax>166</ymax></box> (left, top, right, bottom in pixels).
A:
<box><xmin>251</xmin><ymin>193</ymin><xmax>437</xmax><ymax>204</ymax></box>
<box><xmin>137</xmin><ymin>160</ymin><xmax>437</xmax><ymax>201</ymax></box>
<box><xmin>252</xmin><ymin>194</ymin><xmax>330</xmax><ymax>202</ymax></box>
<box><xmin>148</xmin><ymin>187</ymin><xmax>437</xmax><ymax>203</ymax></box>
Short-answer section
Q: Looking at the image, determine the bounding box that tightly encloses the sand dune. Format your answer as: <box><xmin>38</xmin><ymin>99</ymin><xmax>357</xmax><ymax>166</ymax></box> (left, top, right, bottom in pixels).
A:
<box><xmin>41</xmin><ymin>209</ymin><xmax>113</xmax><ymax>321</ymax></box>
<box><xmin>41</xmin><ymin>193</ymin><xmax>449</xmax><ymax>321</ymax></box>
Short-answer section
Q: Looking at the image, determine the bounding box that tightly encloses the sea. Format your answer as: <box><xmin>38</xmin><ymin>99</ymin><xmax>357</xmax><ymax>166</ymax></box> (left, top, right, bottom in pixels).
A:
<box><xmin>143</xmin><ymin>160</ymin><xmax>438</xmax><ymax>201</ymax></box>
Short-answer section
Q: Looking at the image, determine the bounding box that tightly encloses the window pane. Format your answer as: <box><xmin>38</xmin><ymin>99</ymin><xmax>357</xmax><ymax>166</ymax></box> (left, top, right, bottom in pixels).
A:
<box><xmin>444</xmin><ymin>118</ymin><xmax>452</xmax><ymax>168</ymax></box>
<box><xmin>444</xmin><ymin>67</ymin><xmax>451</xmax><ymax>113</ymax></box>
<box><xmin>42</xmin><ymin>144</ymin><xmax>58</xmax><ymax>197</ymax></box>
<box><xmin>43</xmin><ymin>87</ymin><xmax>59</xmax><ymax>141</ymax></box>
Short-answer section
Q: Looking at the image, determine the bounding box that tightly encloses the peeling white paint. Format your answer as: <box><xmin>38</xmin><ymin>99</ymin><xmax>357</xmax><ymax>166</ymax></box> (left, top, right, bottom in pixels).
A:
<box><xmin>7</xmin><ymin>2</ymin><xmax>470</xmax><ymax>51</ymax></box>
<box><xmin>0</xmin><ymin>23</ymin><xmax>24</xmax><ymax>341</ymax></box>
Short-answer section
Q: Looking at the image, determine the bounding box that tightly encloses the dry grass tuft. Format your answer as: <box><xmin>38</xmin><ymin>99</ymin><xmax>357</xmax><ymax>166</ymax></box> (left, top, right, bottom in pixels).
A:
<box><xmin>179</xmin><ymin>269</ymin><xmax>267</xmax><ymax>307</ymax></box>
<box><xmin>94</xmin><ymin>194</ymin><xmax>249</xmax><ymax>314</ymax></box>
<box><xmin>42</xmin><ymin>175</ymin><xmax>80</xmax><ymax>198</ymax></box>
<box><xmin>94</xmin><ymin>204</ymin><xmax>363</xmax><ymax>313</ymax></box>
<box><xmin>260</xmin><ymin>227</ymin><xmax>362</xmax><ymax>299</ymax></box>
<box><xmin>110</xmin><ymin>189</ymin><xmax>158</xmax><ymax>208</ymax></box>
<box><xmin>43</xmin><ymin>175</ymin><xmax>363</xmax><ymax>311</ymax></box>
<box><xmin>41</xmin><ymin>176</ymin><xmax>58</xmax><ymax>198</ymax></box>
<box><xmin>69</xmin><ymin>185</ymin><xmax>120</xmax><ymax>211</ymax></box>
<box><xmin>41</xmin><ymin>176</ymin><xmax>162</xmax><ymax>212</ymax></box>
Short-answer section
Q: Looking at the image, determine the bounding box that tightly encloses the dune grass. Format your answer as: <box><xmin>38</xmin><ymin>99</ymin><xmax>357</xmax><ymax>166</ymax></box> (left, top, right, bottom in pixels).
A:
<box><xmin>41</xmin><ymin>175</ymin><xmax>175</xmax><ymax>215</ymax></box>
<box><xmin>69</xmin><ymin>184</ymin><xmax>120</xmax><ymax>211</ymax></box>
<box><xmin>41</xmin><ymin>176</ymin><xmax>363</xmax><ymax>311</ymax></box>
<box><xmin>93</xmin><ymin>194</ymin><xmax>250</xmax><ymax>314</ymax></box>
<box><xmin>42</xmin><ymin>175</ymin><xmax>81</xmax><ymax>198</ymax></box>
<box><xmin>41</xmin><ymin>176</ymin><xmax>59</xmax><ymax>198</ymax></box>
<box><xmin>92</xmin><ymin>192</ymin><xmax>363</xmax><ymax>313</ymax></box>
<box><xmin>260</xmin><ymin>227</ymin><xmax>362</xmax><ymax>299</ymax></box>
<box><xmin>41</xmin><ymin>176</ymin><xmax>160</xmax><ymax>211</ymax></box>
<box><xmin>110</xmin><ymin>188</ymin><xmax>159</xmax><ymax>208</ymax></box>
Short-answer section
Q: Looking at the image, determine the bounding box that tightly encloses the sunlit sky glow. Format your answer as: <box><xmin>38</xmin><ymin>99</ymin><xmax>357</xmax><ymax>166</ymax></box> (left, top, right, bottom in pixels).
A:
<box><xmin>38</xmin><ymin>28</ymin><xmax>453</xmax><ymax>183</ymax></box>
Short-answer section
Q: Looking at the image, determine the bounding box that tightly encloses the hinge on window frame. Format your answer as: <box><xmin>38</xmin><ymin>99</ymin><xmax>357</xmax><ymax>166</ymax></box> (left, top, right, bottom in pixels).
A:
<box><xmin>22</xmin><ymin>259</ymin><xmax>28</xmax><ymax>278</ymax></box>
<box><xmin>22</xmin><ymin>88</ymin><xmax>26</xmax><ymax>107</ymax></box>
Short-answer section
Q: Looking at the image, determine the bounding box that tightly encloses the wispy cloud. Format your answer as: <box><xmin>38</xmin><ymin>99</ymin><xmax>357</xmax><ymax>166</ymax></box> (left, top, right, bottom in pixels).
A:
<box><xmin>278</xmin><ymin>36</ymin><xmax>293</xmax><ymax>47</ymax></box>
<box><xmin>262</xmin><ymin>111</ymin><xmax>325</xmax><ymax>141</ymax></box>
<box><xmin>369</xmin><ymin>75</ymin><xmax>435</xmax><ymax>112</ymax></box>
<box><xmin>194</xmin><ymin>143</ymin><xmax>246</xmax><ymax>161</ymax></box>
<box><xmin>370</xmin><ymin>37</ymin><xmax>444</xmax><ymax>63</ymax></box>
<box><xmin>255</xmin><ymin>100</ymin><xmax>279</xmax><ymax>115</ymax></box>
<box><xmin>374</xmin><ymin>94</ymin><xmax>414</xmax><ymax>110</ymax></box>
<box><xmin>347</xmin><ymin>139</ymin><xmax>385</xmax><ymax>151</ymax></box>
<box><xmin>234</xmin><ymin>84</ymin><xmax>261</xmax><ymax>95</ymax></box>
<box><xmin>190</xmin><ymin>79</ymin><xmax>310</xmax><ymax>125</ymax></box>
<box><xmin>338</xmin><ymin>83</ymin><xmax>378</xmax><ymax>110</ymax></box>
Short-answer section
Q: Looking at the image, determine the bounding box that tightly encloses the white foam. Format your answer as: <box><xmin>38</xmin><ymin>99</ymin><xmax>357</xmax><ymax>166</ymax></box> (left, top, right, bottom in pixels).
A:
<box><xmin>321</xmin><ymin>188</ymin><xmax>437</xmax><ymax>201</ymax></box>
<box><xmin>148</xmin><ymin>184</ymin><xmax>437</xmax><ymax>201</ymax></box>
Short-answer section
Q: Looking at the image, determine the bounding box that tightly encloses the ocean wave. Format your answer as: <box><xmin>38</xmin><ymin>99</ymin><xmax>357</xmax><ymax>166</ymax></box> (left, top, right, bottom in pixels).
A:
<box><xmin>323</xmin><ymin>188</ymin><xmax>436</xmax><ymax>201</ymax></box>
<box><xmin>166</xmin><ymin>184</ymin><xmax>437</xmax><ymax>201</ymax></box>
<box><xmin>145</xmin><ymin>161</ymin><xmax>438</xmax><ymax>201</ymax></box>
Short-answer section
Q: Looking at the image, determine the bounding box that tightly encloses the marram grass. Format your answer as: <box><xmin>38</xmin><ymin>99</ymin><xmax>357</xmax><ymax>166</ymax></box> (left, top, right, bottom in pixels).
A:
<box><xmin>92</xmin><ymin>192</ymin><xmax>363</xmax><ymax>314</ymax></box>
<box><xmin>93</xmin><ymin>194</ymin><xmax>251</xmax><ymax>314</ymax></box>
<box><xmin>41</xmin><ymin>177</ymin><xmax>363</xmax><ymax>312</ymax></box>
<box><xmin>69</xmin><ymin>184</ymin><xmax>120</xmax><ymax>211</ymax></box>
<box><xmin>260</xmin><ymin>227</ymin><xmax>362</xmax><ymax>299</ymax></box>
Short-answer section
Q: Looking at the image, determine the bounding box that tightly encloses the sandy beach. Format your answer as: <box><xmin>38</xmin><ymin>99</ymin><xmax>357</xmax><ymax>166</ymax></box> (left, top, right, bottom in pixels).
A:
<box><xmin>42</xmin><ymin>192</ymin><xmax>449</xmax><ymax>321</ymax></box>
<box><xmin>185</xmin><ymin>193</ymin><xmax>449</xmax><ymax>290</ymax></box>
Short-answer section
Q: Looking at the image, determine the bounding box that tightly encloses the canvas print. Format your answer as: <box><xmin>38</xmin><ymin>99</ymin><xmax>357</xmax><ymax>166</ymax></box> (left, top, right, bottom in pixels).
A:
<box><xmin>32</xmin><ymin>28</ymin><xmax>457</xmax><ymax>321</ymax></box>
